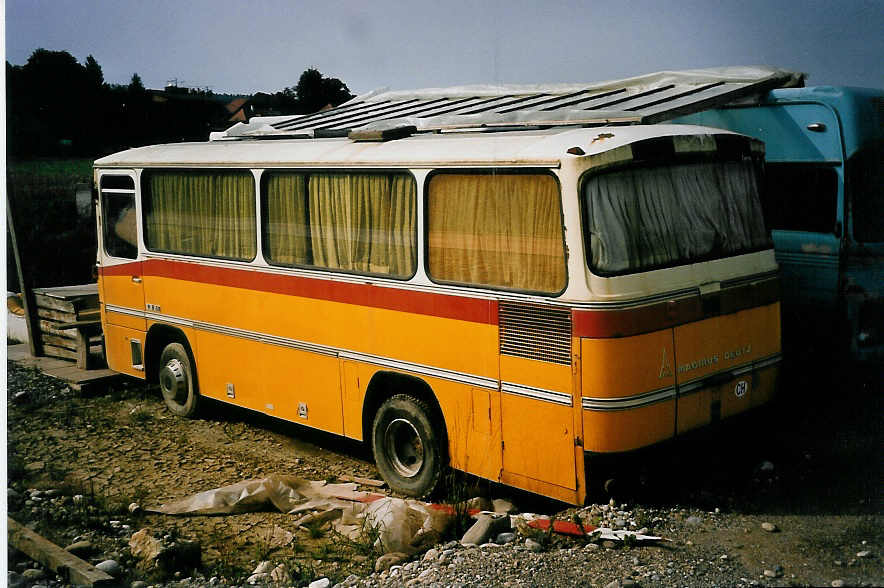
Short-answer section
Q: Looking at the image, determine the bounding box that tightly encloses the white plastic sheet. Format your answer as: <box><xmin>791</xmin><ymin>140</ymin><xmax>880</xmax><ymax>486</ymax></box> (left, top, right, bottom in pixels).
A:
<box><xmin>148</xmin><ymin>475</ymin><xmax>453</xmax><ymax>554</ymax></box>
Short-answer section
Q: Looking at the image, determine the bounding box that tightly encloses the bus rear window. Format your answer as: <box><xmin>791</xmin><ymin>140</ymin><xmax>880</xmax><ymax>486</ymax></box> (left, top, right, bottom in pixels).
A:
<box><xmin>583</xmin><ymin>160</ymin><xmax>770</xmax><ymax>275</ymax></box>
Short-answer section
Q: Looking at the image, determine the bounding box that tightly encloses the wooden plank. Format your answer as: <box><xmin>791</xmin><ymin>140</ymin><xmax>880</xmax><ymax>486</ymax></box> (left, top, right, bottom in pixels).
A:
<box><xmin>34</xmin><ymin>294</ymin><xmax>77</xmax><ymax>314</ymax></box>
<box><xmin>43</xmin><ymin>344</ymin><xmax>80</xmax><ymax>361</ymax></box>
<box><xmin>41</xmin><ymin>334</ymin><xmax>80</xmax><ymax>351</ymax></box>
<box><xmin>39</xmin><ymin>319</ymin><xmax>78</xmax><ymax>338</ymax></box>
<box><xmin>6</xmin><ymin>197</ymin><xmax>43</xmax><ymax>356</ymax></box>
<box><xmin>8</xmin><ymin>517</ymin><xmax>115</xmax><ymax>586</ymax></box>
<box><xmin>37</xmin><ymin>306</ymin><xmax>78</xmax><ymax>322</ymax></box>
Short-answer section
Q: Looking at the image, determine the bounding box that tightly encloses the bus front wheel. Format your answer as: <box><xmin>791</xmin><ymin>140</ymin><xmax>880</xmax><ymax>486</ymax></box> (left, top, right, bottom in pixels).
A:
<box><xmin>371</xmin><ymin>394</ymin><xmax>443</xmax><ymax>497</ymax></box>
<box><xmin>158</xmin><ymin>342</ymin><xmax>199</xmax><ymax>418</ymax></box>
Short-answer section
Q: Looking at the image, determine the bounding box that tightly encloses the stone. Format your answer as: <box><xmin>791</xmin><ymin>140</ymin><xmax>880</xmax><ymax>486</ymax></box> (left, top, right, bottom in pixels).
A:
<box><xmin>309</xmin><ymin>578</ymin><xmax>331</xmax><ymax>588</ymax></box>
<box><xmin>423</xmin><ymin>548</ymin><xmax>439</xmax><ymax>561</ymax></box>
<box><xmin>22</xmin><ymin>569</ymin><xmax>46</xmax><ymax>580</ymax></box>
<box><xmin>685</xmin><ymin>515</ymin><xmax>703</xmax><ymax>526</ymax></box>
<box><xmin>495</xmin><ymin>532</ymin><xmax>516</xmax><ymax>544</ymax></box>
<box><xmin>131</xmin><ymin>582</ymin><xmax>148</xmax><ymax>588</ymax></box>
<box><xmin>64</xmin><ymin>540</ymin><xmax>93</xmax><ymax>557</ymax></box>
<box><xmin>252</xmin><ymin>561</ymin><xmax>273</xmax><ymax>575</ymax></box>
<box><xmin>7</xmin><ymin>571</ymin><xmax>25</xmax><ymax>588</ymax></box>
<box><xmin>96</xmin><ymin>560</ymin><xmax>122</xmax><ymax>577</ymax></box>
<box><xmin>461</xmin><ymin>513</ymin><xmax>510</xmax><ymax>545</ymax></box>
<box><xmin>246</xmin><ymin>573</ymin><xmax>268</xmax><ymax>584</ymax></box>
<box><xmin>525</xmin><ymin>538</ymin><xmax>543</xmax><ymax>552</ymax></box>
<box><xmin>24</xmin><ymin>462</ymin><xmax>44</xmax><ymax>472</ymax></box>
<box><xmin>492</xmin><ymin>498</ymin><xmax>517</xmax><ymax>514</ymax></box>
<box><xmin>602</xmin><ymin>540</ymin><xmax>617</xmax><ymax>549</ymax></box>
<box><xmin>857</xmin><ymin>550</ymin><xmax>871</xmax><ymax>558</ymax></box>
<box><xmin>464</xmin><ymin>496</ymin><xmax>493</xmax><ymax>512</ymax></box>
<box><xmin>831</xmin><ymin>581</ymin><xmax>845</xmax><ymax>587</ymax></box>
<box><xmin>128</xmin><ymin>502</ymin><xmax>141</xmax><ymax>514</ymax></box>
<box><xmin>761</xmin><ymin>522</ymin><xmax>778</xmax><ymax>532</ymax></box>
<box><xmin>758</xmin><ymin>460</ymin><xmax>775</xmax><ymax>472</ymax></box>
<box><xmin>375</xmin><ymin>552</ymin><xmax>408</xmax><ymax>573</ymax></box>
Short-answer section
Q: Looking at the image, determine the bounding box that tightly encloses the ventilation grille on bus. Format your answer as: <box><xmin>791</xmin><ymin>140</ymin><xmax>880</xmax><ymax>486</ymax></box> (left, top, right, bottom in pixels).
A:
<box><xmin>499</xmin><ymin>302</ymin><xmax>572</xmax><ymax>365</ymax></box>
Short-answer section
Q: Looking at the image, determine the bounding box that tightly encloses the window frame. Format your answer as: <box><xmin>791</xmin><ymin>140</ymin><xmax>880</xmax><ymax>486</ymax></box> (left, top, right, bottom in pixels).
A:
<box><xmin>424</xmin><ymin>167</ymin><xmax>568</xmax><ymax>297</ymax></box>
<box><xmin>99</xmin><ymin>174</ymin><xmax>138</xmax><ymax>260</ymax></box>
<box><xmin>140</xmin><ymin>167</ymin><xmax>259</xmax><ymax>263</ymax></box>
<box><xmin>260</xmin><ymin>168</ymin><xmax>420</xmax><ymax>281</ymax></box>
<box><xmin>578</xmin><ymin>151</ymin><xmax>770</xmax><ymax>278</ymax></box>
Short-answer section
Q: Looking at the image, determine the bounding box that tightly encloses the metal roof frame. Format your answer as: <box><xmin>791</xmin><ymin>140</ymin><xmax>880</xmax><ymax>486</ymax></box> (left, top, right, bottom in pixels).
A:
<box><xmin>212</xmin><ymin>66</ymin><xmax>804</xmax><ymax>142</ymax></box>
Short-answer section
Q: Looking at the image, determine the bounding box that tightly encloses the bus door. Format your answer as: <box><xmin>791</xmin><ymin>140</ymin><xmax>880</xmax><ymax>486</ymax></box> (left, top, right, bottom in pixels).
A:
<box><xmin>98</xmin><ymin>172</ymin><xmax>147</xmax><ymax>374</ymax></box>
<box><xmin>498</xmin><ymin>302</ymin><xmax>580</xmax><ymax>502</ymax></box>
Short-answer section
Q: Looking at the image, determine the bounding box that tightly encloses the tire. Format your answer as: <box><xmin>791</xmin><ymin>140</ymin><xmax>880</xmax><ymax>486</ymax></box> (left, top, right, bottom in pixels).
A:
<box><xmin>371</xmin><ymin>394</ymin><xmax>444</xmax><ymax>497</ymax></box>
<box><xmin>158</xmin><ymin>342</ymin><xmax>200</xmax><ymax>418</ymax></box>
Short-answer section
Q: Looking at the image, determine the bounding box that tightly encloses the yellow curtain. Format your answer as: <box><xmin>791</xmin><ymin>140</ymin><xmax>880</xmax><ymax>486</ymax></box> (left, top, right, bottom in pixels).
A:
<box><xmin>265</xmin><ymin>173</ymin><xmax>309</xmax><ymax>265</ymax></box>
<box><xmin>146</xmin><ymin>171</ymin><xmax>256</xmax><ymax>260</ymax></box>
<box><xmin>308</xmin><ymin>173</ymin><xmax>416</xmax><ymax>277</ymax></box>
<box><xmin>427</xmin><ymin>173</ymin><xmax>565</xmax><ymax>293</ymax></box>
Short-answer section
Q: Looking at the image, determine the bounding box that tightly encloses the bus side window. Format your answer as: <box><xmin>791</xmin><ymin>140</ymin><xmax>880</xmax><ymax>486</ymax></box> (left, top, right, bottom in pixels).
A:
<box><xmin>762</xmin><ymin>163</ymin><xmax>838</xmax><ymax>234</ymax></box>
<box><xmin>101</xmin><ymin>175</ymin><xmax>138</xmax><ymax>259</ymax></box>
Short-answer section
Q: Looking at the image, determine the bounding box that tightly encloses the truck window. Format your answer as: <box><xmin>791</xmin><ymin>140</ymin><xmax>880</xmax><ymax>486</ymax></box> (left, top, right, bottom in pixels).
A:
<box><xmin>762</xmin><ymin>163</ymin><xmax>838</xmax><ymax>234</ymax></box>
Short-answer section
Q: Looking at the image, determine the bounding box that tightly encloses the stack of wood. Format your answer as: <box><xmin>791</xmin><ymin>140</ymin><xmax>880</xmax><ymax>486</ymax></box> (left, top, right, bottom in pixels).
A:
<box><xmin>33</xmin><ymin>284</ymin><xmax>101</xmax><ymax>368</ymax></box>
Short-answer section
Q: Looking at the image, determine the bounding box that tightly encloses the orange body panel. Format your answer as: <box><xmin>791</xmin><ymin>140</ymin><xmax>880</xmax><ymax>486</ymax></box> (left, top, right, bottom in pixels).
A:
<box><xmin>581</xmin><ymin>330</ymin><xmax>676</xmax><ymax>399</ymax></box>
<box><xmin>103</xmin><ymin>323</ymin><xmax>146</xmax><ymax>378</ymax></box>
<box><xmin>101</xmin><ymin>270</ymin><xmax>146</xmax><ymax>331</ymax></box>
<box><xmin>583</xmin><ymin>400</ymin><xmax>676</xmax><ymax>453</ymax></box>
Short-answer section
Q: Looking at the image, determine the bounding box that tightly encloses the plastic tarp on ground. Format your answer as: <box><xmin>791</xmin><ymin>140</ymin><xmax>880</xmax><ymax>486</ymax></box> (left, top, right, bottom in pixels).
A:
<box><xmin>147</xmin><ymin>475</ymin><xmax>453</xmax><ymax>554</ymax></box>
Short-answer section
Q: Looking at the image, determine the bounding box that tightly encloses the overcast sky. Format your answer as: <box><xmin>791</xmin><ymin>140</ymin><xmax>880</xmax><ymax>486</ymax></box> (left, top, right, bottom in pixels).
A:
<box><xmin>5</xmin><ymin>0</ymin><xmax>884</xmax><ymax>96</ymax></box>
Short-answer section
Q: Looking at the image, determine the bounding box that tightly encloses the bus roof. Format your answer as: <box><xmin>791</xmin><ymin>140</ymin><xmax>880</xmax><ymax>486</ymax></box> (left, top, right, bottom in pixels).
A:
<box><xmin>94</xmin><ymin>124</ymin><xmax>747</xmax><ymax>168</ymax></box>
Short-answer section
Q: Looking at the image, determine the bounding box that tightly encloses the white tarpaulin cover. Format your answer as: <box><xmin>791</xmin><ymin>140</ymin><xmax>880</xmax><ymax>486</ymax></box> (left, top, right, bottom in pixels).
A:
<box><xmin>148</xmin><ymin>475</ymin><xmax>454</xmax><ymax>554</ymax></box>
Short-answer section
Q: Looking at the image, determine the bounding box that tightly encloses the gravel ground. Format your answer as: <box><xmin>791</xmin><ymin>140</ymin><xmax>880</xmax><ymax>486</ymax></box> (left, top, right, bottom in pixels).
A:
<box><xmin>6</xmin><ymin>356</ymin><xmax>883</xmax><ymax>587</ymax></box>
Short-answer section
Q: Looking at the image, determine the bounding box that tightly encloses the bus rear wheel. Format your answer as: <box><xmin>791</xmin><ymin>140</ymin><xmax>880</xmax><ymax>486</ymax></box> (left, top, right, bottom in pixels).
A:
<box><xmin>372</xmin><ymin>394</ymin><xmax>443</xmax><ymax>497</ymax></box>
<box><xmin>158</xmin><ymin>342</ymin><xmax>199</xmax><ymax>418</ymax></box>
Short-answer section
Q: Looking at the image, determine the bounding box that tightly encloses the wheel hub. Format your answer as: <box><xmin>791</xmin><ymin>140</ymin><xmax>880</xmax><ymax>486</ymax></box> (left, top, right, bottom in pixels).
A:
<box><xmin>159</xmin><ymin>358</ymin><xmax>186</xmax><ymax>403</ymax></box>
<box><xmin>384</xmin><ymin>418</ymin><xmax>424</xmax><ymax>478</ymax></box>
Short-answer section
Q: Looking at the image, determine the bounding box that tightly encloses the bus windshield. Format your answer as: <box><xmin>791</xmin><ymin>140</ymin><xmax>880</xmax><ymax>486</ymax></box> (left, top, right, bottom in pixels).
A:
<box><xmin>583</xmin><ymin>160</ymin><xmax>770</xmax><ymax>275</ymax></box>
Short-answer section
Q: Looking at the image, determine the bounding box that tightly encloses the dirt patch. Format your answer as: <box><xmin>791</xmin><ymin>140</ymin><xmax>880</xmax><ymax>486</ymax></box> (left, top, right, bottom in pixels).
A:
<box><xmin>7</xmin><ymin>359</ymin><xmax>884</xmax><ymax>587</ymax></box>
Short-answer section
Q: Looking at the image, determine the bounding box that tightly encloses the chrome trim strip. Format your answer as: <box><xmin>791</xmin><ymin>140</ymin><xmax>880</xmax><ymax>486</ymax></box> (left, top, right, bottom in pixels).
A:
<box><xmin>582</xmin><ymin>385</ymin><xmax>676</xmax><ymax>411</ymax></box>
<box><xmin>340</xmin><ymin>350</ymin><xmax>498</xmax><ymax>390</ymax></box>
<box><xmin>501</xmin><ymin>382</ymin><xmax>572</xmax><ymax>406</ymax></box>
<box><xmin>104</xmin><ymin>304</ymin><xmax>147</xmax><ymax>319</ymax></box>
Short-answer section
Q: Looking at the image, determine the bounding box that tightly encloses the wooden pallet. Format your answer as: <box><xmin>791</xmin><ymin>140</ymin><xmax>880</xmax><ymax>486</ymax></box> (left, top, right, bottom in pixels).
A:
<box><xmin>33</xmin><ymin>284</ymin><xmax>102</xmax><ymax>368</ymax></box>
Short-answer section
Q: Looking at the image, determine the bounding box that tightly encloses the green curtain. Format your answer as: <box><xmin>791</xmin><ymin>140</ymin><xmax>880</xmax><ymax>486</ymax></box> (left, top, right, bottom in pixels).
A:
<box><xmin>145</xmin><ymin>171</ymin><xmax>256</xmax><ymax>260</ymax></box>
<box><xmin>306</xmin><ymin>172</ymin><xmax>416</xmax><ymax>277</ymax></box>
<box><xmin>427</xmin><ymin>173</ymin><xmax>566</xmax><ymax>293</ymax></box>
<box><xmin>265</xmin><ymin>173</ymin><xmax>309</xmax><ymax>265</ymax></box>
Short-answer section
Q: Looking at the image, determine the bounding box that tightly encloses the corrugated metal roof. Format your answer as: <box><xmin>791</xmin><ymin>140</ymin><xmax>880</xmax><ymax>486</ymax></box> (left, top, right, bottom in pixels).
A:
<box><xmin>214</xmin><ymin>66</ymin><xmax>804</xmax><ymax>141</ymax></box>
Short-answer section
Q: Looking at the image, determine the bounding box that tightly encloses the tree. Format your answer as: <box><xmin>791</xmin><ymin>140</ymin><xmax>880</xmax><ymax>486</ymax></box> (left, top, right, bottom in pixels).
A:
<box><xmin>129</xmin><ymin>73</ymin><xmax>145</xmax><ymax>94</ymax></box>
<box><xmin>84</xmin><ymin>55</ymin><xmax>104</xmax><ymax>88</ymax></box>
<box><xmin>285</xmin><ymin>67</ymin><xmax>354</xmax><ymax>114</ymax></box>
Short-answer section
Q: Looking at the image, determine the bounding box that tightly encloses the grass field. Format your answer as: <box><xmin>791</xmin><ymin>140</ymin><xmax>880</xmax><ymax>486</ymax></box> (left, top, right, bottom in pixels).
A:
<box><xmin>7</xmin><ymin>158</ymin><xmax>97</xmax><ymax>291</ymax></box>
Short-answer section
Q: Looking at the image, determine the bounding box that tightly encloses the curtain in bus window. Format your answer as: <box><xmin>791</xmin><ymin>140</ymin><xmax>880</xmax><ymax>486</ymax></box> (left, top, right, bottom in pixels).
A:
<box><xmin>585</xmin><ymin>161</ymin><xmax>768</xmax><ymax>274</ymax></box>
<box><xmin>265</xmin><ymin>173</ymin><xmax>310</xmax><ymax>265</ymax></box>
<box><xmin>145</xmin><ymin>171</ymin><xmax>256</xmax><ymax>260</ymax></box>
<box><xmin>308</xmin><ymin>173</ymin><xmax>416</xmax><ymax>277</ymax></box>
<box><xmin>427</xmin><ymin>173</ymin><xmax>566</xmax><ymax>293</ymax></box>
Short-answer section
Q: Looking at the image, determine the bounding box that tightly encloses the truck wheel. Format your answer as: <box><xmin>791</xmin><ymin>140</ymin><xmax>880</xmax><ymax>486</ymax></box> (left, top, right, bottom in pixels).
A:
<box><xmin>158</xmin><ymin>342</ymin><xmax>199</xmax><ymax>418</ymax></box>
<box><xmin>372</xmin><ymin>394</ymin><xmax>443</xmax><ymax>497</ymax></box>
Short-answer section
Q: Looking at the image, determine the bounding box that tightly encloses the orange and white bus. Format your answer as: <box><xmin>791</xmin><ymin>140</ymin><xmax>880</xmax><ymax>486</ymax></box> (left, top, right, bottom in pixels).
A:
<box><xmin>95</xmin><ymin>122</ymin><xmax>780</xmax><ymax>505</ymax></box>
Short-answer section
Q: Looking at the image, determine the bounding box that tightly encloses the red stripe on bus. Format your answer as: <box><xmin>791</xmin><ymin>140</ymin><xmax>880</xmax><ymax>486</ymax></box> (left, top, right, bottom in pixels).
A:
<box><xmin>572</xmin><ymin>298</ymin><xmax>703</xmax><ymax>338</ymax></box>
<box><xmin>100</xmin><ymin>260</ymin><xmax>498</xmax><ymax>326</ymax></box>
